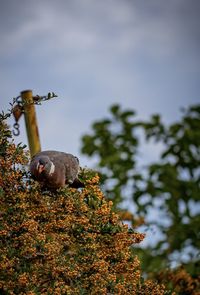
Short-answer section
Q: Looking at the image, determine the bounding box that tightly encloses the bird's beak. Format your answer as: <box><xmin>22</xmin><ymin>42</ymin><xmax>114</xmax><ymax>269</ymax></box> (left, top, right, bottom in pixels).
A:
<box><xmin>38</xmin><ymin>164</ymin><xmax>45</xmax><ymax>174</ymax></box>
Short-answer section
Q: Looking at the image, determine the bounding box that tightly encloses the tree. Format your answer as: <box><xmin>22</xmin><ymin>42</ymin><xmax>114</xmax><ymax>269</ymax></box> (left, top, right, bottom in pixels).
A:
<box><xmin>81</xmin><ymin>104</ymin><xmax>200</xmax><ymax>276</ymax></box>
<box><xmin>0</xmin><ymin>111</ymin><xmax>165</xmax><ymax>294</ymax></box>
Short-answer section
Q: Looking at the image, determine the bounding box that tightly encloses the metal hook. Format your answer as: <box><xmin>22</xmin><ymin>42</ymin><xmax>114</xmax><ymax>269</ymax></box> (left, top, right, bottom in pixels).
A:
<box><xmin>13</xmin><ymin>122</ymin><xmax>20</xmax><ymax>136</ymax></box>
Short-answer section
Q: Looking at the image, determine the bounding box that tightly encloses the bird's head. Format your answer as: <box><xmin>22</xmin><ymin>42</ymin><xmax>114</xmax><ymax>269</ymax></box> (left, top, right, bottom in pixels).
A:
<box><xmin>36</xmin><ymin>156</ymin><xmax>55</xmax><ymax>175</ymax></box>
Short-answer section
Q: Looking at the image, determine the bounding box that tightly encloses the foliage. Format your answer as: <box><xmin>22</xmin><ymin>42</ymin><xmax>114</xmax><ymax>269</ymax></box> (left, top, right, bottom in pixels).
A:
<box><xmin>0</xmin><ymin>118</ymin><xmax>165</xmax><ymax>294</ymax></box>
<box><xmin>81</xmin><ymin>104</ymin><xmax>200</xmax><ymax>276</ymax></box>
<box><xmin>81</xmin><ymin>105</ymin><xmax>139</xmax><ymax>207</ymax></box>
<box><xmin>156</xmin><ymin>267</ymin><xmax>200</xmax><ymax>295</ymax></box>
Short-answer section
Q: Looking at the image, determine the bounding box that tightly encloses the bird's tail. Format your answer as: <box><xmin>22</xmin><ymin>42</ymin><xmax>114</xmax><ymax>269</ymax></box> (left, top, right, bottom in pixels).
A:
<box><xmin>70</xmin><ymin>178</ymin><xmax>85</xmax><ymax>188</ymax></box>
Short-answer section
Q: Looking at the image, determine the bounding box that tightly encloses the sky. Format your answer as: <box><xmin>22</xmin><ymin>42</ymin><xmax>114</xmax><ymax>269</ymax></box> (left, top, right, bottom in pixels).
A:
<box><xmin>1</xmin><ymin>0</ymin><xmax>200</xmax><ymax>166</ymax></box>
<box><xmin>0</xmin><ymin>0</ymin><xmax>200</xmax><ymax>250</ymax></box>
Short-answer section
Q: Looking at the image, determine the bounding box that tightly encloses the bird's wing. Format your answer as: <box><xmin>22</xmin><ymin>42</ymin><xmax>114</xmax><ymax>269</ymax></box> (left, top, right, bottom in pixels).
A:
<box><xmin>57</xmin><ymin>153</ymin><xmax>79</xmax><ymax>183</ymax></box>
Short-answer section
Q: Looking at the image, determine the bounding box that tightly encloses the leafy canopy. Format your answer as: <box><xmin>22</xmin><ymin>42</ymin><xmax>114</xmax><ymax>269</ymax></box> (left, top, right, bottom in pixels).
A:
<box><xmin>81</xmin><ymin>104</ymin><xmax>200</xmax><ymax>275</ymax></box>
<box><xmin>0</xmin><ymin>114</ymin><xmax>165</xmax><ymax>294</ymax></box>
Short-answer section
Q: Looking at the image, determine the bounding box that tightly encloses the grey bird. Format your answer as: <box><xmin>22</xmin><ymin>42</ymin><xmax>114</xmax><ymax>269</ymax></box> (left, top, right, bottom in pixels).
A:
<box><xmin>30</xmin><ymin>150</ymin><xmax>84</xmax><ymax>189</ymax></box>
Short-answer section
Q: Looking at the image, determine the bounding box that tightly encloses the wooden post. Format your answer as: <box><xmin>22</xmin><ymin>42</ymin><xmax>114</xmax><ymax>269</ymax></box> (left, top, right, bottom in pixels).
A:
<box><xmin>21</xmin><ymin>90</ymin><xmax>41</xmax><ymax>157</ymax></box>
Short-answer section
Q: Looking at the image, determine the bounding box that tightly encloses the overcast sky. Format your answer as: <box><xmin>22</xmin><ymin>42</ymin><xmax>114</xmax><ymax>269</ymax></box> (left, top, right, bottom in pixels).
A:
<box><xmin>1</xmin><ymin>0</ymin><xmax>200</xmax><ymax>167</ymax></box>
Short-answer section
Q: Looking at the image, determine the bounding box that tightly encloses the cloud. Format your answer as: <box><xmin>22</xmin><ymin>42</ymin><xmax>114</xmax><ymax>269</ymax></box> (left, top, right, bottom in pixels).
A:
<box><xmin>0</xmin><ymin>0</ymin><xmax>199</xmax><ymax>250</ymax></box>
<box><xmin>0</xmin><ymin>0</ymin><xmax>199</xmax><ymax>162</ymax></box>
<box><xmin>1</xmin><ymin>0</ymin><xmax>199</xmax><ymax>59</ymax></box>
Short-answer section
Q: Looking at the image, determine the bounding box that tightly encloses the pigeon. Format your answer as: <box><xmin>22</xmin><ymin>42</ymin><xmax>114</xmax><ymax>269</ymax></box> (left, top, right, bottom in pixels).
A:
<box><xmin>30</xmin><ymin>150</ymin><xmax>84</xmax><ymax>189</ymax></box>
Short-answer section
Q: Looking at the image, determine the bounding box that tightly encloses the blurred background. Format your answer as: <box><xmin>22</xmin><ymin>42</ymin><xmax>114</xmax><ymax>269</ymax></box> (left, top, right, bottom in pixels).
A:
<box><xmin>1</xmin><ymin>0</ymin><xmax>199</xmax><ymax>165</ymax></box>
<box><xmin>1</xmin><ymin>1</ymin><xmax>200</xmax><ymax>282</ymax></box>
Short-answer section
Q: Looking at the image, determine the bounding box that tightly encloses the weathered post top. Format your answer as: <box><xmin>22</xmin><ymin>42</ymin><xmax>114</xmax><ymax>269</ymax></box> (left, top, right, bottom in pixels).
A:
<box><xmin>21</xmin><ymin>89</ymin><xmax>41</xmax><ymax>157</ymax></box>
